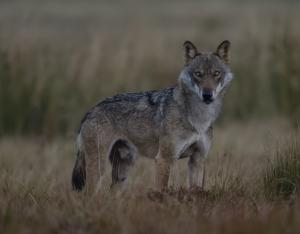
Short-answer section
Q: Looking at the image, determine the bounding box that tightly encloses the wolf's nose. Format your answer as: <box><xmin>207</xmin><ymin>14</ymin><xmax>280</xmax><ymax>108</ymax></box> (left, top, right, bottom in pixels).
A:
<box><xmin>202</xmin><ymin>90</ymin><xmax>213</xmax><ymax>103</ymax></box>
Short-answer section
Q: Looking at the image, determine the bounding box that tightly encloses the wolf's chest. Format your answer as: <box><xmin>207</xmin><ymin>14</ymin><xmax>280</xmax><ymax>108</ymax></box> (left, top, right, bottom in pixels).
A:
<box><xmin>174</xmin><ymin>132</ymin><xmax>206</xmax><ymax>159</ymax></box>
<box><xmin>188</xmin><ymin>102</ymin><xmax>219</xmax><ymax>133</ymax></box>
<box><xmin>174</xmin><ymin>109</ymin><xmax>215</xmax><ymax>160</ymax></box>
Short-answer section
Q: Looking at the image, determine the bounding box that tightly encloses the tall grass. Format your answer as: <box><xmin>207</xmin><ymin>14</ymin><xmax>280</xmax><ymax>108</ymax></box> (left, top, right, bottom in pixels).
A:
<box><xmin>0</xmin><ymin>1</ymin><xmax>299</xmax><ymax>137</ymax></box>
<box><xmin>0</xmin><ymin>122</ymin><xmax>299</xmax><ymax>234</ymax></box>
<box><xmin>268</xmin><ymin>24</ymin><xmax>300</xmax><ymax>126</ymax></box>
<box><xmin>263</xmin><ymin>131</ymin><xmax>300</xmax><ymax>199</ymax></box>
<box><xmin>0</xmin><ymin>1</ymin><xmax>300</xmax><ymax>233</ymax></box>
<box><xmin>0</xmin><ymin>47</ymin><xmax>84</xmax><ymax>138</ymax></box>
<box><xmin>1</xmin><ymin>30</ymin><xmax>299</xmax><ymax>137</ymax></box>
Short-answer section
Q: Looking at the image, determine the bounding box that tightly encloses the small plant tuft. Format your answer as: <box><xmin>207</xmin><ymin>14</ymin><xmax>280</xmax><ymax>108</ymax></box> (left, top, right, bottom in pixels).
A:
<box><xmin>263</xmin><ymin>132</ymin><xmax>300</xmax><ymax>199</ymax></box>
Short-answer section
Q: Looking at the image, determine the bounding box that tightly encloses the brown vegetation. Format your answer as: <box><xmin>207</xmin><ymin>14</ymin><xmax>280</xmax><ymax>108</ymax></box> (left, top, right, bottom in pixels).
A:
<box><xmin>1</xmin><ymin>0</ymin><xmax>300</xmax><ymax>233</ymax></box>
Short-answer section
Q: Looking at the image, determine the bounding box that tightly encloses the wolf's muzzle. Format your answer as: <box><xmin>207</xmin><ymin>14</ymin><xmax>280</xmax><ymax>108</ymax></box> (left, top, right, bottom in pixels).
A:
<box><xmin>202</xmin><ymin>90</ymin><xmax>213</xmax><ymax>104</ymax></box>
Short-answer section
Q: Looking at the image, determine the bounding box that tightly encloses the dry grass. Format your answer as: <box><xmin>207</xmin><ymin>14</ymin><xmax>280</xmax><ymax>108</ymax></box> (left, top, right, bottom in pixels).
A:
<box><xmin>1</xmin><ymin>120</ymin><xmax>300</xmax><ymax>234</ymax></box>
<box><xmin>1</xmin><ymin>0</ymin><xmax>300</xmax><ymax>233</ymax></box>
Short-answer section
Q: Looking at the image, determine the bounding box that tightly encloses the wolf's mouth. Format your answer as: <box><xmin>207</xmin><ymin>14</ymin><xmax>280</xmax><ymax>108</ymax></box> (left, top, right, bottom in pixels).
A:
<box><xmin>203</xmin><ymin>99</ymin><xmax>213</xmax><ymax>104</ymax></box>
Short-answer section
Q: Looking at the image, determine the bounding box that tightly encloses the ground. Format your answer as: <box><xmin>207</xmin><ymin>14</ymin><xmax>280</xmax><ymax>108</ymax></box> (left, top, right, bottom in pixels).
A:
<box><xmin>1</xmin><ymin>119</ymin><xmax>299</xmax><ymax>234</ymax></box>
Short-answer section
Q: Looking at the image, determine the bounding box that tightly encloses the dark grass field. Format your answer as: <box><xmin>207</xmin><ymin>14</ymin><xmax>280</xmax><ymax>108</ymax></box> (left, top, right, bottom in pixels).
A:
<box><xmin>1</xmin><ymin>121</ymin><xmax>300</xmax><ymax>233</ymax></box>
<box><xmin>1</xmin><ymin>0</ymin><xmax>300</xmax><ymax>233</ymax></box>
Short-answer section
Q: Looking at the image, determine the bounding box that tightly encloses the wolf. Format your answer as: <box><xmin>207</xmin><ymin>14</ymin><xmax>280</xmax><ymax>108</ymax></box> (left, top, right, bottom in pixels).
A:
<box><xmin>72</xmin><ymin>40</ymin><xmax>233</xmax><ymax>194</ymax></box>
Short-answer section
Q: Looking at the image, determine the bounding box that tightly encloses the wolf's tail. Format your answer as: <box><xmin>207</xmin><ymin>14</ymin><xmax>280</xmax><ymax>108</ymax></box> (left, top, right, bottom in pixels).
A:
<box><xmin>72</xmin><ymin>150</ymin><xmax>86</xmax><ymax>191</ymax></box>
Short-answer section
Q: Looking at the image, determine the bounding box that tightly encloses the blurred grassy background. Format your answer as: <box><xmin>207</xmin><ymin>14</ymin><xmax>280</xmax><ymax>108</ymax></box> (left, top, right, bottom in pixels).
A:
<box><xmin>0</xmin><ymin>0</ymin><xmax>300</xmax><ymax>138</ymax></box>
<box><xmin>1</xmin><ymin>1</ymin><xmax>300</xmax><ymax>233</ymax></box>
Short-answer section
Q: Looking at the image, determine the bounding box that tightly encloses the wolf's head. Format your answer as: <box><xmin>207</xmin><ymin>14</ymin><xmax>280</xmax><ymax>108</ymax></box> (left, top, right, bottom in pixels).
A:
<box><xmin>179</xmin><ymin>40</ymin><xmax>233</xmax><ymax>104</ymax></box>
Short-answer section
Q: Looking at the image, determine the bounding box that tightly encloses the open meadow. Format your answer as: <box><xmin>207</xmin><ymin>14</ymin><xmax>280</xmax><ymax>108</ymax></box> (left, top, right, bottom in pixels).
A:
<box><xmin>1</xmin><ymin>0</ymin><xmax>300</xmax><ymax>233</ymax></box>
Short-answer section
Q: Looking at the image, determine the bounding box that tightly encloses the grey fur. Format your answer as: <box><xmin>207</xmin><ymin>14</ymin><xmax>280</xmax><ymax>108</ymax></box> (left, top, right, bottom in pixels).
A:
<box><xmin>71</xmin><ymin>40</ymin><xmax>233</xmax><ymax>193</ymax></box>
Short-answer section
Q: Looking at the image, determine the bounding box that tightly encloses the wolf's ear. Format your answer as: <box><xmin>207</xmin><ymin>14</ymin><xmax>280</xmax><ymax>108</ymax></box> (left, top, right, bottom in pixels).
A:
<box><xmin>183</xmin><ymin>41</ymin><xmax>198</xmax><ymax>65</ymax></box>
<box><xmin>216</xmin><ymin>40</ymin><xmax>231</xmax><ymax>64</ymax></box>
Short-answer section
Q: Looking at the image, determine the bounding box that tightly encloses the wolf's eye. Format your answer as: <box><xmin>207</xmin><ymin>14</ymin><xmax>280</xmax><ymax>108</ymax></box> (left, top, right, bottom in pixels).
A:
<box><xmin>194</xmin><ymin>71</ymin><xmax>203</xmax><ymax>78</ymax></box>
<box><xmin>214</xmin><ymin>70</ymin><xmax>221</xmax><ymax>77</ymax></box>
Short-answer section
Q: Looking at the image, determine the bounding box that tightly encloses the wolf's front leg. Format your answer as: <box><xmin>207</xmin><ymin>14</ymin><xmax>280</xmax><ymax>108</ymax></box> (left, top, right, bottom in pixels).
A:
<box><xmin>188</xmin><ymin>133</ymin><xmax>211</xmax><ymax>190</ymax></box>
<box><xmin>155</xmin><ymin>157</ymin><xmax>172</xmax><ymax>190</ymax></box>
<box><xmin>155</xmin><ymin>146</ymin><xmax>174</xmax><ymax>190</ymax></box>
<box><xmin>188</xmin><ymin>155</ymin><xmax>206</xmax><ymax>189</ymax></box>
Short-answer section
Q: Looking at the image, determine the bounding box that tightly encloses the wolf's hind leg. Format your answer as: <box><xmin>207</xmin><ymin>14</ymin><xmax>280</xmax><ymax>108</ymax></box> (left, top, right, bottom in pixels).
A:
<box><xmin>84</xmin><ymin>138</ymin><xmax>109</xmax><ymax>195</ymax></box>
<box><xmin>109</xmin><ymin>139</ymin><xmax>135</xmax><ymax>189</ymax></box>
<box><xmin>85</xmin><ymin>150</ymin><xmax>107</xmax><ymax>195</ymax></box>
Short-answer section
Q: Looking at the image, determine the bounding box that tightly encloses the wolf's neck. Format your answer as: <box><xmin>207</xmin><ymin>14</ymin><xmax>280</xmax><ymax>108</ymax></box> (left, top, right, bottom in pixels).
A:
<box><xmin>174</xmin><ymin>82</ymin><xmax>222</xmax><ymax>133</ymax></box>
